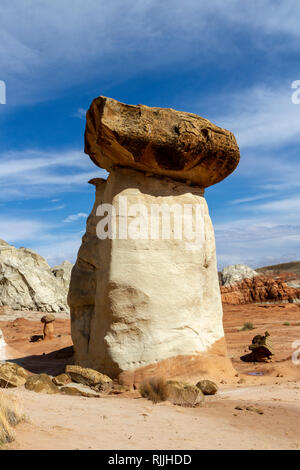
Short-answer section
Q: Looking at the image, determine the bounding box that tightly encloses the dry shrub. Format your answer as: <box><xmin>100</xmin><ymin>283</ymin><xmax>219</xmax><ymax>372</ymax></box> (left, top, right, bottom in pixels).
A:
<box><xmin>239</xmin><ymin>322</ymin><xmax>254</xmax><ymax>331</ymax></box>
<box><xmin>0</xmin><ymin>391</ymin><xmax>25</xmax><ymax>446</ymax></box>
<box><xmin>139</xmin><ymin>377</ymin><xmax>169</xmax><ymax>403</ymax></box>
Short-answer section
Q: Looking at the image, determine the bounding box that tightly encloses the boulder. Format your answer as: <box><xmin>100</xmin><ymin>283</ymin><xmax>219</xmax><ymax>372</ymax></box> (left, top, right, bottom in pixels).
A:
<box><xmin>0</xmin><ymin>241</ymin><xmax>71</xmax><ymax>312</ymax></box>
<box><xmin>25</xmin><ymin>374</ymin><xmax>59</xmax><ymax>394</ymax></box>
<box><xmin>60</xmin><ymin>384</ymin><xmax>100</xmax><ymax>398</ymax></box>
<box><xmin>0</xmin><ymin>362</ymin><xmax>29</xmax><ymax>388</ymax></box>
<box><xmin>65</xmin><ymin>365</ymin><xmax>112</xmax><ymax>387</ymax></box>
<box><xmin>85</xmin><ymin>96</ymin><xmax>240</xmax><ymax>187</ymax></box>
<box><xmin>196</xmin><ymin>379</ymin><xmax>218</xmax><ymax>395</ymax></box>
<box><xmin>167</xmin><ymin>381</ymin><xmax>204</xmax><ymax>407</ymax></box>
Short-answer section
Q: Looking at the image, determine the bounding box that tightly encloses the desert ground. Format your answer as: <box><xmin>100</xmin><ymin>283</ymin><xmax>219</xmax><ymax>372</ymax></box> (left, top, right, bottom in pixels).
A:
<box><xmin>1</xmin><ymin>303</ymin><xmax>300</xmax><ymax>450</ymax></box>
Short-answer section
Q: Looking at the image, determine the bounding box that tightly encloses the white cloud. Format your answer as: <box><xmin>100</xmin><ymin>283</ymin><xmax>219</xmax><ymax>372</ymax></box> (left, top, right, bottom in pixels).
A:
<box><xmin>2</xmin><ymin>1</ymin><xmax>300</xmax><ymax>105</ymax></box>
<box><xmin>73</xmin><ymin>108</ymin><xmax>87</xmax><ymax>120</ymax></box>
<box><xmin>64</xmin><ymin>212</ymin><xmax>88</xmax><ymax>223</ymax></box>
<box><xmin>36</xmin><ymin>235</ymin><xmax>82</xmax><ymax>266</ymax></box>
<box><xmin>0</xmin><ymin>218</ymin><xmax>51</xmax><ymax>243</ymax></box>
<box><xmin>0</xmin><ymin>148</ymin><xmax>107</xmax><ymax>200</ymax></box>
<box><xmin>212</xmin><ymin>85</ymin><xmax>300</xmax><ymax>150</ymax></box>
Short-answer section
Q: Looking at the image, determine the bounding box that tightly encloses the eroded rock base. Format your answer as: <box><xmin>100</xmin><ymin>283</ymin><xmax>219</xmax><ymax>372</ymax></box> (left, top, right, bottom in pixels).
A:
<box><xmin>69</xmin><ymin>168</ymin><xmax>233</xmax><ymax>383</ymax></box>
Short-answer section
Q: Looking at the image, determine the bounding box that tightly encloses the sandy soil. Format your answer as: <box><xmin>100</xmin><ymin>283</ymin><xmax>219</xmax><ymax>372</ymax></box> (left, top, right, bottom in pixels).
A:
<box><xmin>0</xmin><ymin>303</ymin><xmax>300</xmax><ymax>450</ymax></box>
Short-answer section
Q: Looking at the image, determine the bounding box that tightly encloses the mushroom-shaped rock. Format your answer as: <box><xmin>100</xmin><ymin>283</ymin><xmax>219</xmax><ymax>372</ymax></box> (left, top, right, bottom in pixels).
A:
<box><xmin>69</xmin><ymin>97</ymin><xmax>239</xmax><ymax>386</ymax></box>
<box><xmin>41</xmin><ymin>314</ymin><xmax>55</xmax><ymax>340</ymax></box>
<box><xmin>85</xmin><ymin>96</ymin><xmax>240</xmax><ymax>187</ymax></box>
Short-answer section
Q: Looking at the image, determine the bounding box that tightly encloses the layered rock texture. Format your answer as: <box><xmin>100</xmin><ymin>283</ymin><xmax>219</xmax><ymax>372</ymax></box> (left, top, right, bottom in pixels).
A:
<box><xmin>0</xmin><ymin>240</ymin><xmax>71</xmax><ymax>312</ymax></box>
<box><xmin>220</xmin><ymin>264</ymin><xmax>300</xmax><ymax>305</ymax></box>
<box><xmin>69</xmin><ymin>97</ymin><xmax>240</xmax><ymax>385</ymax></box>
<box><xmin>85</xmin><ymin>96</ymin><xmax>240</xmax><ymax>187</ymax></box>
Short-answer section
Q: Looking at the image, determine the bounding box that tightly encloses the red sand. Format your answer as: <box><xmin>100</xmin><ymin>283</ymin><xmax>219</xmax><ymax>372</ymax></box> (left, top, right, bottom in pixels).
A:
<box><xmin>1</xmin><ymin>303</ymin><xmax>300</xmax><ymax>449</ymax></box>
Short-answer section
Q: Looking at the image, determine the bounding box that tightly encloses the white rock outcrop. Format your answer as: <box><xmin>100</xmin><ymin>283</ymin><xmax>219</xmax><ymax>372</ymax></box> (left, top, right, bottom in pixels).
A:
<box><xmin>52</xmin><ymin>260</ymin><xmax>73</xmax><ymax>290</ymax></box>
<box><xmin>221</xmin><ymin>264</ymin><xmax>258</xmax><ymax>287</ymax></box>
<box><xmin>69</xmin><ymin>168</ymin><xmax>235</xmax><ymax>384</ymax></box>
<box><xmin>0</xmin><ymin>239</ymin><xmax>71</xmax><ymax>312</ymax></box>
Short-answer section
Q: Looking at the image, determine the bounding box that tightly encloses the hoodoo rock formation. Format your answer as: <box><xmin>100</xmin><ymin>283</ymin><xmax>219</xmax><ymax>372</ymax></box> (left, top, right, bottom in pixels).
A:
<box><xmin>69</xmin><ymin>96</ymin><xmax>240</xmax><ymax>386</ymax></box>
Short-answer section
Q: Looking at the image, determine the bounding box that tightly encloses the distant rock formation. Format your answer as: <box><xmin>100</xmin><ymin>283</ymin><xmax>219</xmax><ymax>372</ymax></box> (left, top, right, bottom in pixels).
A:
<box><xmin>256</xmin><ymin>261</ymin><xmax>300</xmax><ymax>289</ymax></box>
<box><xmin>220</xmin><ymin>263</ymin><xmax>300</xmax><ymax>304</ymax></box>
<box><xmin>52</xmin><ymin>260</ymin><xmax>73</xmax><ymax>290</ymax></box>
<box><xmin>69</xmin><ymin>96</ymin><xmax>240</xmax><ymax>385</ymax></box>
<box><xmin>0</xmin><ymin>239</ymin><xmax>72</xmax><ymax>312</ymax></box>
<box><xmin>221</xmin><ymin>264</ymin><xmax>258</xmax><ymax>287</ymax></box>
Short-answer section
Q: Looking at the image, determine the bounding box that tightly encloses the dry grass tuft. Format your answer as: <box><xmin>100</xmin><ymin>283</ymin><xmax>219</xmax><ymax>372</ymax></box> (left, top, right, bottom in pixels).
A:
<box><xmin>239</xmin><ymin>322</ymin><xmax>254</xmax><ymax>331</ymax></box>
<box><xmin>0</xmin><ymin>391</ymin><xmax>25</xmax><ymax>446</ymax></box>
<box><xmin>139</xmin><ymin>377</ymin><xmax>169</xmax><ymax>404</ymax></box>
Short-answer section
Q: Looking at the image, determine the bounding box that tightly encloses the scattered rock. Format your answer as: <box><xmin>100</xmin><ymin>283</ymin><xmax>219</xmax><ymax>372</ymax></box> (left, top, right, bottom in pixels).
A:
<box><xmin>92</xmin><ymin>382</ymin><xmax>129</xmax><ymax>395</ymax></box>
<box><xmin>196</xmin><ymin>379</ymin><xmax>218</xmax><ymax>395</ymax></box>
<box><xmin>242</xmin><ymin>331</ymin><xmax>273</xmax><ymax>362</ymax></box>
<box><xmin>25</xmin><ymin>374</ymin><xmax>59</xmax><ymax>394</ymax></box>
<box><xmin>60</xmin><ymin>385</ymin><xmax>100</xmax><ymax>398</ymax></box>
<box><xmin>65</xmin><ymin>365</ymin><xmax>112</xmax><ymax>387</ymax></box>
<box><xmin>235</xmin><ymin>405</ymin><xmax>264</xmax><ymax>415</ymax></box>
<box><xmin>167</xmin><ymin>381</ymin><xmax>204</xmax><ymax>407</ymax></box>
<box><xmin>0</xmin><ymin>362</ymin><xmax>29</xmax><ymax>388</ymax></box>
<box><xmin>52</xmin><ymin>373</ymin><xmax>71</xmax><ymax>386</ymax></box>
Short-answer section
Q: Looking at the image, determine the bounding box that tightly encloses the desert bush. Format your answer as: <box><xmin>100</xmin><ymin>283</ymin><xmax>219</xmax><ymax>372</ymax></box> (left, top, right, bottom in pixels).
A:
<box><xmin>239</xmin><ymin>322</ymin><xmax>254</xmax><ymax>331</ymax></box>
<box><xmin>139</xmin><ymin>377</ymin><xmax>169</xmax><ymax>403</ymax></box>
<box><xmin>0</xmin><ymin>391</ymin><xmax>25</xmax><ymax>446</ymax></box>
<box><xmin>283</xmin><ymin>321</ymin><xmax>290</xmax><ymax>326</ymax></box>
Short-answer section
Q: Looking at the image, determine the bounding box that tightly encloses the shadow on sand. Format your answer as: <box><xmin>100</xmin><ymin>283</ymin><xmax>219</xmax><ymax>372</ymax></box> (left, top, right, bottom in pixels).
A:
<box><xmin>6</xmin><ymin>346</ymin><xmax>74</xmax><ymax>376</ymax></box>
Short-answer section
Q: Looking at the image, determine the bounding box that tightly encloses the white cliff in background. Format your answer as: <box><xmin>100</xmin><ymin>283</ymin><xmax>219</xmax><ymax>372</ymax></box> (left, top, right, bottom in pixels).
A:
<box><xmin>0</xmin><ymin>239</ymin><xmax>72</xmax><ymax>313</ymax></box>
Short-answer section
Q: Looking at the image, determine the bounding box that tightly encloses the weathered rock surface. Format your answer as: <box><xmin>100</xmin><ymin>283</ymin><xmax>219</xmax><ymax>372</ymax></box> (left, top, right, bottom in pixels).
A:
<box><xmin>221</xmin><ymin>275</ymin><xmax>300</xmax><ymax>305</ymax></box>
<box><xmin>85</xmin><ymin>96</ymin><xmax>240</xmax><ymax>187</ymax></box>
<box><xmin>167</xmin><ymin>381</ymin><xmax>204</xmax><ymax>407</ymax></box>
<box><xmin>0</xmin><ymin>362</ymin><xmax>29</xmax><ymax>388</ymax></box>
<box><xmin>52</xmin><ymin>261</ymin><xmax>73</xmax><ymax>290</ymax></box>
<box><xmin>52</xmin><ymin>373</ymin><xmax>71</xmax><ymax>386</ymax></box>
<box><xmin>60</xmin><ymin>384</ymin><xmax>100</xmax><ymax>398</ymax></box>
<box><xmin>69</xmin><ymin>167</ymin><xmax>235</xmax><ymax>384</ymax></box>
<box><xmin>0</xmin><ymin>240</ymin><xmax>71</xmax><ymax>312</ymax></box>
<box><xmin>25</xmin><ymin>374</ymin><xmax>60</xmax><ymax>394</ymax></box>
<box><xmin>221</xmin><ymin>264</ymin><xmax>258</xmax><ymax>287</ymax></box>
<box><xmin>196</xmin><ymin>379</ymin><xmax>218</xmax><ymax>395</ymax></box>
<box><xmin>65</xmin><ymin>365</ymin><xmax>112</xmax><ymax>387</ymax></box>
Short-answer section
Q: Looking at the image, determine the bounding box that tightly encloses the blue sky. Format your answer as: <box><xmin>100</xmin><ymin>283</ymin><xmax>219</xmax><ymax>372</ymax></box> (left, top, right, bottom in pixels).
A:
<box><xmin>0</xmin><ymin>0</ymin><xmax>300</xmax><ymax>269</ymax></box>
